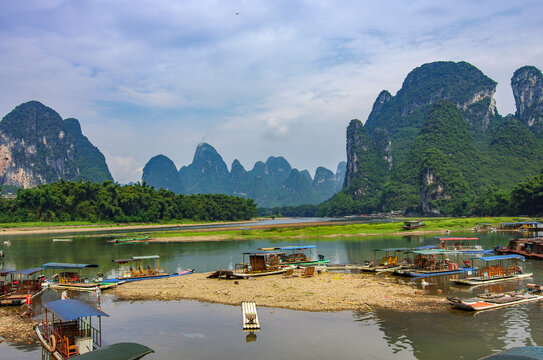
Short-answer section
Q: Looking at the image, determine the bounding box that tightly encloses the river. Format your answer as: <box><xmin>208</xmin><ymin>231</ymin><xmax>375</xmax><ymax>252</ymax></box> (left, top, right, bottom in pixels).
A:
<box><xmin>1</xmin><ymin>230</ymin><xmax>542</xmax><ymax>359</ymax></box>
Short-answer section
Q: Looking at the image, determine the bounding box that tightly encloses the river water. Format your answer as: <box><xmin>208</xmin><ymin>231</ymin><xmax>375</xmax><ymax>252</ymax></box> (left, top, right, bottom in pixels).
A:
<box><xmin>1</xmin><ymin>229</ymin><xmax>542</xmax><ymax>359</ymax></box>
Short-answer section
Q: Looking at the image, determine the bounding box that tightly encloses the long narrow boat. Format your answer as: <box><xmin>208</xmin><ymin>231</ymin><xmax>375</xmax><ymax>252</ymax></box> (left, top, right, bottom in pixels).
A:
<box><xmin>101</xmin><ymin>255</ymin><xmax>193</xmax><ymax>283</ymax></box>
<box><xmin>393</xmin><ymin>249</ymin><xmax>476</xmax><ymax>277</ymax></box>
<box><xmin>109</xmin><ymin>236</ymin><xmax>150</xmax><ymax>244</ymax></box>
<box><xmin>43</xmin><ymin>263</ymin><xmax>118</xmax><ymax>291</ymax></box>
<box><xmin>452</xmin><ymin>254</ymin><xmax>532</xmax><ymax>286</ymax></box>
<box><xmin>359</xmin><ymin>245</ymin><xmax>437</xmax><ymax>273</ymax></box>
<box><xmin>448</xmin><ymin>284</ymin><xmax>543</xmax><ymax>311</ymax></box>
<box><xmin>257</xmin><ymin>245</ymin><xmax>329</xmax><ymax>267</ymax></box>
<box><xmin>1</xmin><ymin>267</ymin><xmax>46</xmax><ymax>305</ymax></box>
<box><xmin>435</xmin><ymin>237</ymin><xmax>494</xmax><ymax>254</ymax></box>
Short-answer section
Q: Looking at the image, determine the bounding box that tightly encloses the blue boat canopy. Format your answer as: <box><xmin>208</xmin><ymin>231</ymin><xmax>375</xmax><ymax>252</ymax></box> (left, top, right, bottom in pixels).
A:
<box><xmin>44</xmin><ymin>299</ymin><xmax>109</xmax><ymax>321</ymax></box>
<box><xmin>471</xmin><ymin>254</ymin><xmax>525</xmax><ymax>262</ymax></box>
<box><xmin>278</xmin><ymin>245</ymin><xmax>317</xmax><ymax>250</ymax></box>
<box><xmin>42</xmin><ymin>263</ymin><xmax>99</xmax><ymax>269</ymax></box>
<box><xmin>70</xmin><ymin>342</ymin><xmax>154</xmax><ymax>360</ymax></box>
<box><xmin>0</xmin><ymin>268</ymin><xmax>16</xmax><ymax>276</ymax></box>
<box><xmin>14</xmin><ymin>267</ymin><xmax>44</xmax><ymax>275</ymax></box>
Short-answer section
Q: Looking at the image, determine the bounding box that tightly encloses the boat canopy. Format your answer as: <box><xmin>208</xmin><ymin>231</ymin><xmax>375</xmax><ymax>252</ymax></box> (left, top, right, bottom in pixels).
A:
<box><xmin>258</xmin><ymin>245</ymin><xmax>316</xmax><ymax>251</ymax></box>
<box><xmin>434</xmin><ymin>237</ymin><xmax>479</xmax><ymax>241</ymax></box>
<box><xmin>13</xmin><ymin>267</ymin><xmax>44</xmax><ymax>275</ymax></box>
<box><xmin>44</xmin><ymin>299</ymin><xmax>109</xmax><ymax>321</ymax></box>
<box><xmin>42</xmin><ymin>263</ymin><xmax>99</xmax><ymax>269</ymax></box>
<box><xmin>113</xmin><ymin>255</ymin><xmax>160</xmax><ymax>263</ymax></box>
<box><xmin>0</xmin><ymin>268</ymin><xmax>16</xmax><ymax>276</ymax></box>
<box><xmin>471</xmin><ymin>254</ymin><xmax>526</xmax><ymax>262</ymax></box>
<box><xmin>70</xmin><ymin>342</ymin><xmax>154</xmax><ymax>360</ymax></box>
<box><xmin>130</xmin><ymin>255</ymin><xmax>159</xmax><ymax>260</ymax></box>
<box><xmin>278</xmin><ymin>245</ymin><xmax>317</xmax><ymax>250</ymax></box>
<box><xmin>243</xmin><ymin>251</ymin><xmax>284</xmax><ymax>256</ymax></box>
<box><xmin>409</xmin><ymin>249</ymin><xmax>459</xmax><ymax>255</ymax></box>
<box><xmin>374</xmin><ymin>245</ymin><xmax>438</xmax><ymax>252</ymax></box>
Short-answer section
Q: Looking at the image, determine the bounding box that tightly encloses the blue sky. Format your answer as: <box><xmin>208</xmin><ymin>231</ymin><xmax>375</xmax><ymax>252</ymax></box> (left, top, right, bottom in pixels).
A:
<box><xmin>1</xmin><ymin>0</ymin><xmax>542</xmax><ymax>183</ymax></box>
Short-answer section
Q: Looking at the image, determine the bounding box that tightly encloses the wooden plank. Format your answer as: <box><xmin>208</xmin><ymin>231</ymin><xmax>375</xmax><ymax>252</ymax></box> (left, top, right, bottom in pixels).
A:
<box><xmin>242</xmin><ymin>301</ymin><xmax>260</xmax><ymax>331</ymax></box>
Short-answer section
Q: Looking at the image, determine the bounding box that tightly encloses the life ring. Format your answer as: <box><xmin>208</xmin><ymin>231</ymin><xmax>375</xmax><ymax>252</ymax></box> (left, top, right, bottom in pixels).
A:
<box><xmin>48</xmin><ymin>335</ymin><xmax>56</xmax><ymax>353</ymax></box>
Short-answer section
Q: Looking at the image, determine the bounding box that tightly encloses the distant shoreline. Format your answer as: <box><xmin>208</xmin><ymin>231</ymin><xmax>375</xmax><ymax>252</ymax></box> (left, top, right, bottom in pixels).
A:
<box><xmin>0</xmin><ymin>216</ymin><xmax>531</xmax><ymax>240</ymax></box>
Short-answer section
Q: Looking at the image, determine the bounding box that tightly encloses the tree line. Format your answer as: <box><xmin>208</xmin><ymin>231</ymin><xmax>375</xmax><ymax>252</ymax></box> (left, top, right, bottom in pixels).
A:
<box><xmin>0</xmin><ymin>180</ymin><xmax>257</xmax><ymax>223</ymax></box>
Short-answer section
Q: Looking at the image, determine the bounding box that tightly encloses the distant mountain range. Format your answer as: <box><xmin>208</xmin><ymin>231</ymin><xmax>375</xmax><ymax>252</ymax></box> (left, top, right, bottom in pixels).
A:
<box><xmin>142</xmin><ymin>143</ymin><xmax>346</xmax><ymax>208</ymax></box>
<box><xmin>0</xmin><ymin>101</ymin><xmax>112</xmax><ymax>188</ymax></box>
<box><xmin>334</xmin><ymin>61</ymin><xmax>543</xmax><ymax>215</ymax></box>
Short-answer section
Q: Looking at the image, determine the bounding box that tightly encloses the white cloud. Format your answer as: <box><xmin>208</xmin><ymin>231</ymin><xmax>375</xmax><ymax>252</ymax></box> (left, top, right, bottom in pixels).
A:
<box><xmin>1</xmin><ymin>1</ymin><xmax>542</xmax><ymax>181</ymax></box>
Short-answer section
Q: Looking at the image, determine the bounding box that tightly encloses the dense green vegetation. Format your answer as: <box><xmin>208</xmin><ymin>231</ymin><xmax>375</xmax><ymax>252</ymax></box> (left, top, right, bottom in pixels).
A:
<box><xmin>0</xmin><ymin>180</ymin><xmax>257</xmax><ymax>223</ymax></box>
<box><xmin>63</xmin><ymin>118</ymin><xmax>114</xmax><ymax>183</ymax></box>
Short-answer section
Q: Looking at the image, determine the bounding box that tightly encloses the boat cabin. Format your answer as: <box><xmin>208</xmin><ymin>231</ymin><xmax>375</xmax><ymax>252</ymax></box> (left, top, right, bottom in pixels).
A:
<box><xmin>1</xmin><ymin>267</ymin><xmax>45</xmax><ymax>305</ymax></box>
<box><xmin>496</xmin><ymin>238</ymin><xmax>543</xmax><ymax>259</ymax></box>
<box><xmin>408</xmin><ymin>249</ymin><xmax>462</xmax><ymax>272</ymax></box>
<box><xmin>434</xmin><ymin>237</ymin><xmax>489</xmax><ymax>253</ymax></box>
<box><xmin>112</xmin><ymin>255</ymin><xmax>167</xmax><ymax>280</ymax></box>
<box><xmin>42</xmin><ymin>263</ymin><xmax>102</xmax><ymax>291</ymax></box>
<box><xmin>36</xmin><ymin>299</ymin><xmax>109</xmax><ymax>358</ymax></box>
<box><xmin>402</xmin><ymin>220</ymin><xmax>424</xmax><ymax>230</ymax></box>
<box><xmin>257</xmin><ymin>245</ymin><xmax>328</xmax><ymax>266</ymax></box>
<box><xmin>473</xmin><ymin>255</ymin><xmax>526</xmax><ymax>278</ymax></box>
<box><xmin>235</xmin><ymin>251</ymin><xmax>284</xmax><ymax>274</ymax></box>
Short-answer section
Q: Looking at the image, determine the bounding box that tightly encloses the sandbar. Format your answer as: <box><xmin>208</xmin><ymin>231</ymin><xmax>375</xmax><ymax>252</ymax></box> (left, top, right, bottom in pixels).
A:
<box><xmin>109</xmin><ymin>271</ymin><xmax>447</xmax><ymax>312</ymax></box>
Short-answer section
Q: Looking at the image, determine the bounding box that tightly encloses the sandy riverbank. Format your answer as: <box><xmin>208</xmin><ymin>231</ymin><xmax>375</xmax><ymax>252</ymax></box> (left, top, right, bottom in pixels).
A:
<box><xmin>109</xmin><ymin>271</ymin><xmax>448</xmax><ymax>312</ymax></box>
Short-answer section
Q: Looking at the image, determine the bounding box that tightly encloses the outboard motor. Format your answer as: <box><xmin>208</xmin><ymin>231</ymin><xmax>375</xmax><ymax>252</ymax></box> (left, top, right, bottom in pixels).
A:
<box><xmin>318</xmin><ymin>254</ymin><xmax>325</xmax><ymax>261</ymax></box>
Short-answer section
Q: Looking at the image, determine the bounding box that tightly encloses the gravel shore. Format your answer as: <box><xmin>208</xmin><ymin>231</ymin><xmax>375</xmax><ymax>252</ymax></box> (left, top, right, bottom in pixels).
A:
<box><xmin>109</xmin><ymin>271</ymin><xmax>448</xmax><ymax>312</ymax></box>
<box><xmin>0</xmin><ymin>308</ymin><xmax>36</xmax><ymax>344</ymax></box>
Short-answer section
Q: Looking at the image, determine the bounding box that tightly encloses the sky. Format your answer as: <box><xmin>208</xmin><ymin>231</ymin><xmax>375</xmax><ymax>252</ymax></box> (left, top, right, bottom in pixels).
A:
<box><xmin>1</xmin><ymin>1</ymin><xmax>542</xmax><ymax>184</ymax></box>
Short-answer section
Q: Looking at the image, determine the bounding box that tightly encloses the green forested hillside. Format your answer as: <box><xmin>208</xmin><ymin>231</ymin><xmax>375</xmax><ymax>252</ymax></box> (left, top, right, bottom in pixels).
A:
<box><xmin>0</xmin><ymin>180</ymin><xmax>257</xmax><ymax>223</ymax></box>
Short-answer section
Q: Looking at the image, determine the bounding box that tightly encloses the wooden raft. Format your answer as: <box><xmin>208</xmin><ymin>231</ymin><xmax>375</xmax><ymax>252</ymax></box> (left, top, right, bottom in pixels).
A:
<box><xmin>242</xmin><ymin>301</ymin><xmax>260</xmax><ymax>331</ymax></box>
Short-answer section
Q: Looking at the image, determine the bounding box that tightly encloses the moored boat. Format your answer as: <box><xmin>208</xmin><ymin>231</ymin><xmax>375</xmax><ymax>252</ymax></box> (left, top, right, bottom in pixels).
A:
<box><xmin>495</xmin><ymin>238</ymin><xmax>543</xmax><ymax>259</ymax></box>
<box><xmin>359</xmin><ymin>245</ymin><xmax>437</xmax><ymax>273</ymax></box>
<box><xmin>393</xmin><ymin>249</ymin><xmax>476</xmax><ymax>277</ymax></box>
<box><xmin>232</xmin><ymin>251</ymin><xmax>289</xmax><ymax>278</ymax></box>
<box><xmin>452</xmin><ymin>254</ymin><xmax>532</xmax><ymax>286</ymax></box>
<box><xmin>257</xmin><ymin>245</ymin><xmax>329</xmax><ymax>267</ymax></box>
<box><xmin>402</xmin><ymin>219</ymin><xmax>424</xmax><ymax>230</ymax></box>
<box><xmin>102</xmin><ymin>255</ymin><xmax>193</xmax><ymax>283</ymax></box>
<box><xmin>43</xmin><ymin>263</ymin><xmax>117</xmax><ymax>291</ymax></box>
<box><xmin>448</xmin><ymin>284</ymin><xmax>543</xmax><ymax>311</ymax></box>
<box><xmin>1</xmin><ymin>267</ymin><xmax>46</xmax><ymax>305</ymax></box>
<box><xmin>435</xmin><ymin>237</ymin><xmax>494</xmax><ymax>254</ymax></box>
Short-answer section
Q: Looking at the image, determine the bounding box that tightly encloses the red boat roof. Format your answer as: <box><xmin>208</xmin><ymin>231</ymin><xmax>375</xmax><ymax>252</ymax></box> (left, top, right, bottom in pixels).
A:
<box><xmin>435</xmin><ymin>237</ymin><xmax>479</xmax><ymax>241</ymax></box>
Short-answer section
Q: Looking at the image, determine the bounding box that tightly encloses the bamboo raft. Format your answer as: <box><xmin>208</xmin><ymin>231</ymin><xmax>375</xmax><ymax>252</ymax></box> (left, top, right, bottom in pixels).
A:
<box><xmin>242</xmin><ymin>301</ymin><xmax>260</xmax><ymax>331</ymax></box>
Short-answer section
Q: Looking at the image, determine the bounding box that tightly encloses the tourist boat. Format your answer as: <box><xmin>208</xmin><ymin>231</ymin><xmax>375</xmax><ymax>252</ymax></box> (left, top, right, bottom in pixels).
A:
<box><xmin>393</xmin><ymin>249</ymin><xmax>476</xmax><ymax>277</ymax></box>
<box><xmin>43</xmin><ymin>263</ymin><xmax>118</xmax><ymax>291</ymax></box>
<box><xmin>359</xmin><ymin>245</ymin><xmax>437</xmax><ymax>273</ymax></box>
<box><xmin>447</xmin><ymin>284</ymin><xmax>543</xmax><ymax>311</ymax></box>
<box><xmin>232</xmin><ymin>251</ymin><xmax>290</xmax><ymax>278</ymax></box>
<box><xmin>495</xmin><ymin>238</ymin><xmax>543</xmax><ymax>259</ymax></box>
<box><xmin>101</xmin><ymin>255</ymin><xmax>193</xmax><ymax>283</ymax></box>
<box><xmin>1</xmin><ymin>267</ymin><xmax>46</xmax><ymax>306</ymax></box>
<box><xmin>435</xmin><ymin>237</ymin><xmax>494</xmax><ymax>254</ymax></box>
<box><xmin>35</xmin><ymin>299</ymin><xmax>109</xmax><ymax>359</ymax></box>
<box><xmin>257</xmin><ymin>245</ymin><xmax>329</xmax><ymax>267</ymax></box>
<box><xmin>451</xmin><ymin>254</ymin><xmax>532</xmax><ymax>286</ymax></box>
<box><xmin>402</xmin><ymin>219</ymin><xmax>424</xmax><ymax>230</ymax></box>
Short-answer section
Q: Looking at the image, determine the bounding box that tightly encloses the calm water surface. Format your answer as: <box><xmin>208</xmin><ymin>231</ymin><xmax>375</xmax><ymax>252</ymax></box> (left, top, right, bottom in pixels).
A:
<box><xmin>1</xmin><ymin>230</ymin><xmax>542</xmax><ymax>359</ymax></box>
